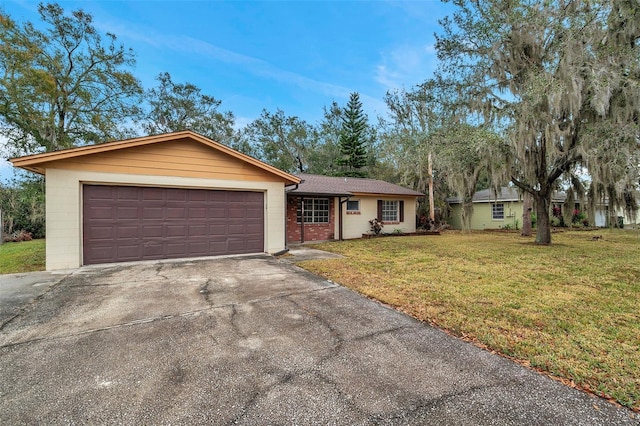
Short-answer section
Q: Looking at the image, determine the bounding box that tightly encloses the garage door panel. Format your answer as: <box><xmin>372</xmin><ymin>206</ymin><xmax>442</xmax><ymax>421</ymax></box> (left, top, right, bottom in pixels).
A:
<box><xmin>227</xmin><ymin>192</ymin><xmax>249</xmax><ymax>202</ymax></box>
<box><xmin>187</xmin><ymin>241</ymin><xmax>208</xmax><ymax>255</ymax></box>
<box><xmin>209</xmin><ymin>191</ymin><xmax>228</xmax><ymax>202</ymax></box>
<box><xmin>117</xmin><ymin>226</ymin><xmax>139</xmax><ymax>239</ymax></box>
<box><xmin>116</xmin><ymin>207</ymin><xmax>139</xmax><ymax>220</ymax></box>
<box><xmin>188</xmin><ymin>191</ymin><xmax>208</xmax><ymax>202</ymax></box>
<box><xmin>142</xmin><ymin>225</ymin><xmax>163</xmax><ymax>238</ymax></box>
<box><xmin>141</xmin><ymin>243</ymin><xmax>163</xmax><ymax>257</ymax></box>
<box><xmin>188</xmin><ymin>224</ymin><xmax>207</xmax><ymax>236</ymax></box>
<box><xmin>116</xmin><ymin>187</ymin><xmax>139</xmax><ymax>200</ymax></box>
<box><xmin>228</xmin><ymin>208</ymin><xmax>247</xmax><ymax>218</ymax></box>
<box><xmin>166</xmin><ymin>242</ymin><xmax>188</xmax><ymax>256</ymax></box>
<box><xmin>142</xmin><ymin>188</ymin><xmax>164</xmax><ymax>201</ymax></box>
<box><xmin>117</xmin><ymin>244</ymin><xmax>142</xmax><ymax>259</ymax></box>
<box><xmin>167</xmin><ymin>207</ymin><xmax>186</xmax><ymax>219</ymax></box>
<box><xmin>245</xmin><ymin>192</ymin><xmax>263</xmax><ymax>202</ymax></box>
<box><xmin>142</xmin><ymin>207</ymin><xmax>163</xmax><ymax>219</ymax></box>
<box><xmin>209</xmin><ymin>207</ymin><xmax>226</xmax><ymax>218</ymax></box>
<box><xmin>87</xmin><ymin>206</ymin><xmax>114</xmax><ymax>220</ymax></box>
<box><xmin>87</xmin><ymin>246</ymin><xmax>115</xmax><ymax>263</ymax></box>
<box><xmin>166</xmin><ymin>188</ymin><xmax>188</xmax><ymax>202</ymax></box>
<box><xmin>166</xmin><ymin>225</ymin><xmax>187</xmax><ymax>237</ymax></box>
<box><xmin>209</xmin><ymin>224</ymin><xmax>228</xmax><ymax>236</ymax></box>
<box><xmin>245</xmin><ymin>223</ymin><xmax>263</xmax><ymax>234</ymax></box>
<box><xmin>83</xmin><ymin>185</ymin><xmax>264</xmax><ymax>265</ymax></box>
<box><xmin>188</xmin><ymin>207</ymin><xmax>206</xmax><ymax>219</ymax></box>
<box><xmin>88</xmin><ymin>186</ymin><xmax>116</xmax><ymax>200</ymax></box>
<box><xmin>246</xmin><ymin>208</ymin><xmax>262</xmax><ymax>219</ymax></box>
<box><xmin>86</xmin><ymin>226</ymin><xmax>115</xmax><ymax>240</ymax></box>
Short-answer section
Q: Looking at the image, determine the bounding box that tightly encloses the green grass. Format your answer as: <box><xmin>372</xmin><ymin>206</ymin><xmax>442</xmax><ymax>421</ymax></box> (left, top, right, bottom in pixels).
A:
<box><xmin>300</xmin><ymin>230</ymin><xmax>640</xmax><ymax>411</ymax></box>
<box><xmin>0</xmin><ymin>239</ymin><xmax>46</xmax><ymax>274</ymax></box>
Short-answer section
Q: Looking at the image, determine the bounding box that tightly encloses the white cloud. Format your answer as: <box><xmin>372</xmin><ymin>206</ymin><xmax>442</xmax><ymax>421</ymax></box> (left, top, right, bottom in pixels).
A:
<box><xmin>99</xmin><ymin>20</ymin><xmax>389</xmax><ymax>119</ymax></box>
<box><xmin>100</xmin><ymin>20</ymin><xmax>355</xmax><ymax>99</ymax></box>
<box><xmin>374</xmin><ymin>43</ymin><xmax>438</xmax><ymax>91</ymax></box>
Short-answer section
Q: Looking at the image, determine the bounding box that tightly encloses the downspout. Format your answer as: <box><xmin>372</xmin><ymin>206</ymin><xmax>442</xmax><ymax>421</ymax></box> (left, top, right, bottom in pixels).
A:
<box><xmin>338</xmin><ymin>196</ymin><xmax>350</xmax><ymax>241</ymax></box>
<box><xmin>300</xmin><ymin>196</ymin><xmax>305</xmax><ymax>243</ymax></box>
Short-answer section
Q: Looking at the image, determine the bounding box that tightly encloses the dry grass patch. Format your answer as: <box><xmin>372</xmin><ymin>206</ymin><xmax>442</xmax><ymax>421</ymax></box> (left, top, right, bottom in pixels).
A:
<box><xmin>300</xmin><ymin>230</ymin><xmax>640</xmax><ymax>410</ymax></box>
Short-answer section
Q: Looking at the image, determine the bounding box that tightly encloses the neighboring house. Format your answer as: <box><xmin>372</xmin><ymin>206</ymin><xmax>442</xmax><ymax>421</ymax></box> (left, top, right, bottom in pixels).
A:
<box><xmin>286</xmin><ymin>174</ymin><xmax>424</xmax><ymax>243</ymax></box>
<box><xmin>446</xmin><ymin>187</ymin><xmax>631</xmax><ymax>230</ymax></box>
<box><xmin>10</xmin><ymin>131</ymin><xmax>300</xmax><ymax>270</ymax></box>
<box><xmin>447</xmin><ymin>187</ymin><xmax>567</xmax><ymax>230</ymax></box>
<box><xmin>9</xmin><ymin>131</ymin><xmax>423</xmax><ymax>270</ymax></box>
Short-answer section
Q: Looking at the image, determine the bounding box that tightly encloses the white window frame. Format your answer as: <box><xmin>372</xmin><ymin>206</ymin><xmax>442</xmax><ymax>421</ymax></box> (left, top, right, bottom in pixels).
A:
<box><xmin>492</xmin><ymin>203</ymin><xmax>505</xmax><ymax>220</ymax></box>
<box><xmin>346</xmin><ymin>200</ymin><xmax>360</xmax><ymax>213</ymax></box>
<box><xmin>297</xmin><ymin>198</ymin><xmax>330</xmax><ymax>224</ymax></box>
<box><xmin>381</xmin><ymin>200</ymin><xmax>399</xmax><ymax>222</ymax></box>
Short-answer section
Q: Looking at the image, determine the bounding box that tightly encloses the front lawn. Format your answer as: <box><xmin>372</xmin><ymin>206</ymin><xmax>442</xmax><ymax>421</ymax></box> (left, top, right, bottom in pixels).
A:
<box><xmin>300</xmin><ymin>230</ymin><xmax>640</xmax><ymax>411</ymax></box>
<box><xmin>0</xmin><ymin>239</ymin><xmax>46</xmax><ymax>274</ymax></box>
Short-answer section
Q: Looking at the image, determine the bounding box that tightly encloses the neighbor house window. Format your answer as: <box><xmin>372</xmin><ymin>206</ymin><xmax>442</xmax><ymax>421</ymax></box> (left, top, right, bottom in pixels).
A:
<box><xmin>297</xmin><ymin>198</ymin><xmax>329</xmax><ymax>223</ymax></box>
<box><xmin>346</xmin><ymin>200</ymin><xmax>360</xmax><ymax>213</ymax></box>
<box><xmin>492</xmin><ymin>203</ymin><xmax>504</xmax><ymax>220</ymax></box>
<box><xmin>381</xmin><ymin>200</ymin><xmax>399</xmax><ymax>222</ymax></box>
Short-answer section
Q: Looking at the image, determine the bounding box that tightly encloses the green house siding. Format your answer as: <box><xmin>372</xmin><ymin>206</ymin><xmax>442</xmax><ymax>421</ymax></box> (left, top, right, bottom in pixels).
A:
<box><xmin>448</xmin><ymin>201</ymin><xmax>525</xmax><ymax>230</ymax></box>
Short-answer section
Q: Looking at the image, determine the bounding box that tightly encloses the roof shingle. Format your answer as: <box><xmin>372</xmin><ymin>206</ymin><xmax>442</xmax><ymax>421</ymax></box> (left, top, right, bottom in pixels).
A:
<box><xmin>287</xmin><ymin>173</ymin><xmax>423</xmax><ymax>197</ymax></box>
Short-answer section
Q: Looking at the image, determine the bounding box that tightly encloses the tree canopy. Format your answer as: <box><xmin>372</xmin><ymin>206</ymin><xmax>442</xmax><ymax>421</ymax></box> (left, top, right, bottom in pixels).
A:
<box><xmin>436</xmin><ymin>0</ymin><xmax>640</xmax><ymax>243</ymax></box>
<box><xmin>240</xmin><ymin>109</ymin><xmax>315</xmax><ymax>174</ymax></box>
<box><xmin>0</xmin><ymin>3</ymin><xmax>143</xmax><ymax>154</ymax></box>
<box><xmin>143</xmin><ymin>72</ymin><xmax>235</xmax><ymax>145</ymax></box>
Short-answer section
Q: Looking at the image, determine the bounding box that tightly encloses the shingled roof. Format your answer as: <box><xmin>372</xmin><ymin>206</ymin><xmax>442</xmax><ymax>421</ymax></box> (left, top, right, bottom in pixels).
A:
<box><xmin>447</xmin><ymin>187</ymin><xmax>567</xmax><ymax>203</ymax></box>
<box><xmin>287</xmin><ymin>173</ymin><xmax>423</xmax><ymax>197</ymax></box>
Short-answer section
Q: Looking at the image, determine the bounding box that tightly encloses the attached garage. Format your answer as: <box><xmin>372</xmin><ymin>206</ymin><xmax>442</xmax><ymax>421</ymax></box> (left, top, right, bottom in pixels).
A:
<box><xmin>82</xmin><ymin>185</ymin><xmax>264</xmax><ymax>264</ymax></box>
<box><xmin>10</xmin><ymin>131</ymin><xmax>299</xmax><ymax>270</ymax></box>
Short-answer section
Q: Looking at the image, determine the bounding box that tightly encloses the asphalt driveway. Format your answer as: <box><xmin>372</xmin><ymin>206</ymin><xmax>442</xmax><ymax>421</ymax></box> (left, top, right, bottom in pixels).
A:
<box><xmin>0</xmin><ymin>250</ymin><xmax>637</xmax><ymax>425</ymax></box>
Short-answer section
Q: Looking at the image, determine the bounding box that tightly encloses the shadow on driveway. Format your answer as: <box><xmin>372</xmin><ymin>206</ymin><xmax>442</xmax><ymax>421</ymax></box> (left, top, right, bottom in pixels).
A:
<box><xmin>0</xmin><ymin>253</ymin><xmax>636</xmax><ymax>425</ymax></box>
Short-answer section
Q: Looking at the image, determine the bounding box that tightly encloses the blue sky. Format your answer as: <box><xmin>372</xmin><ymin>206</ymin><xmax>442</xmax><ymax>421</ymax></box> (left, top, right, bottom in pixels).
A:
<box><xmin>2</xmin><ymin>0</ymin><xmax>454</xmax><ymax>179</ymax></box>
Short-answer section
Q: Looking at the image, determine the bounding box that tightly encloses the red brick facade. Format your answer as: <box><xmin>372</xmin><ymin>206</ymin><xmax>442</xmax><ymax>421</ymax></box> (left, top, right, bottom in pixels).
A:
<box><xmin>286</xmin><ymin>196</ymin><xmax>335</xmax><ymax>243</ymax></box>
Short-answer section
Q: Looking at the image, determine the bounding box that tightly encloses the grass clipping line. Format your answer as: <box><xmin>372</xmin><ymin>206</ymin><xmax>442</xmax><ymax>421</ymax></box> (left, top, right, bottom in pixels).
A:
<box><xmin>300</xmin><ymin>230</ymin><xmax>640</xmax><ymax>411</ymax></box>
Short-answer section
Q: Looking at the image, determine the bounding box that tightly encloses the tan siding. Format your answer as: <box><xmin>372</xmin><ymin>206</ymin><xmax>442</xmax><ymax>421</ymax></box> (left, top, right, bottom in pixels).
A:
<box><xmin>40</xmin><ymin>140</ymin><xmax>282</xmax><ymax>182</ymax></box>
<box><xmin>44</xmin><ymin>169</ymin><xmax>287</xmax><ymax>270</ymax></box>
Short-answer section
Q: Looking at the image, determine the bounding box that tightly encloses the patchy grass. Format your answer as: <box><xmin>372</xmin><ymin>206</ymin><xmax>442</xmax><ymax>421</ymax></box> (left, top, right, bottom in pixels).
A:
<box><xmin>300</xmin><ymin>230</ymin><xmax>640</xmax><ymax>411</ymax></box>
<box><xmin>0</xmin><ymin>239</ymin><xmax>46</xmax><ymax>274</ymax></box>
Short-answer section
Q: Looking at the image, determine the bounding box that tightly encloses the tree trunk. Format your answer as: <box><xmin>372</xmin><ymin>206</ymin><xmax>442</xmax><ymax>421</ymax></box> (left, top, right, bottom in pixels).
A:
<box><xmin>521</xmin><ymin>192</ymin><xmax>533</xmax><ymax>236</ymax></box>
<box><xmin>534</xmin><ymin>193</ymin><xmax>552</xmax><ymax>244</ymax></box>
<box><xmin>428</xmin><ymin>152</ymin><xmax>435</xmax><ymax>229</ymax></box>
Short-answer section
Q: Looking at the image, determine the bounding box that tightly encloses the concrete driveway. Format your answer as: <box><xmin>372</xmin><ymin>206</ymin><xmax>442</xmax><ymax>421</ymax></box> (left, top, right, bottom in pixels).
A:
<box><xmin>0</xmin><ymin>251</ymin><xmax>637</xmax><ymax>425</ymax></box>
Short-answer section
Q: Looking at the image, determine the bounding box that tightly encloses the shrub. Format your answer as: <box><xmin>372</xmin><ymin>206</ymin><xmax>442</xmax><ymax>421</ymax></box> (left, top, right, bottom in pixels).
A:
<box><xmin>3</xmin><ymin>230</ymin><xmax>33</xmax><ymax>242</ymax></box>
<box><xmin>0</xmin><ymin>175</ymin><xmax>45</xmax><ymax>239</ymax></box>
<box><xmin>369</xmin><ymin>218</ymin><xmax>384</xmax><ymax>235</ymax></box>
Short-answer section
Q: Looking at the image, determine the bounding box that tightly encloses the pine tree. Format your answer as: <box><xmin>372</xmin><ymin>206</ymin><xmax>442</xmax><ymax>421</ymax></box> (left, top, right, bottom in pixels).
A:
<box><xmin>337</xmin><ymin>92</ymin><xmax>368</xmax><ymax>177</ymax></box>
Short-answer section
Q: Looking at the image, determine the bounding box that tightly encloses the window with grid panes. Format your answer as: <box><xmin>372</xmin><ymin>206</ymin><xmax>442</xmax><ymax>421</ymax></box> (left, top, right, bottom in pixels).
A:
<box><xmin>296</xmin><ymin>198</ymin><xmax>330</xmax><ymax>223</ymax></box>
<box><xmin>492</xmin><ymin>203</ymin><xmax>504</xmax><ymax>220</ymax></box>
<box><xmin>381</xmin><ymin>200</ymin><xmax>399</xmax><ymax>222</ymax></box>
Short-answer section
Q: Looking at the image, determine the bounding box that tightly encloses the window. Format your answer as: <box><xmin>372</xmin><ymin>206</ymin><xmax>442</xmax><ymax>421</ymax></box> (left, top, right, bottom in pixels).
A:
<box><xmin>492</xmin><ymin>203</ymin><xmax>504</xmax><ymax>220</ymax></box>
<box><xmin>346</xmin><ymin>200</ymin><xmax>360</xmax><ymax>213</ymax></box>
<box><xmin>381</xmin><ymin>200</ymin><xmax>399</xmax><ymax>222</ymax></box>
<box><xmin>297</xmin><ymin>198</ymin><xmax>329</xmax><ymax>223</ymax></box>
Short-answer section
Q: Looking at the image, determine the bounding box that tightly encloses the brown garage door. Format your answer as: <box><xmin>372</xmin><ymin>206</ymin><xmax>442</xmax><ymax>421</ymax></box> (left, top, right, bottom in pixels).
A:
<box><xmin>82</xmin><ymin>185</ymin><xmax>264</xmax><ymax>265</ymax></box>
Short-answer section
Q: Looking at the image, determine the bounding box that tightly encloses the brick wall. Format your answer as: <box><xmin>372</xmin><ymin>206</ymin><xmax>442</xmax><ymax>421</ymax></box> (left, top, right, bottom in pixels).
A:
<box><xmin>286</xmin><ymin>196</ymin><xmax>335</xmax><ymax>243</ymax></box>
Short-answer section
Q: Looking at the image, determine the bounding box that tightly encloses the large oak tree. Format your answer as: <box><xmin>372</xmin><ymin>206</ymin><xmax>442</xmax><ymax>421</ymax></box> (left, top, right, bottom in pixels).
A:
<box><xmin>436</xmin><ymin>0</ymin><xmax>640</xmax><ymax>243</ymax></box>
<box><xmin>240</xmin><ymin>109</ymin><xmax>315</xmax><ymax>173</ymax></box>
<box><xmin>0</xmin><ymin>3</ymin><xmax>142</xmax><ymax>154</ymax></box>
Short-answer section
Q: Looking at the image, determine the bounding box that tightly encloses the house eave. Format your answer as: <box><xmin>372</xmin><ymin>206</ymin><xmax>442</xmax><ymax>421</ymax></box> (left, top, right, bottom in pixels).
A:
<box><xmin>287</xmin><ymin>191</ymin><xmax>353</xmax><ymax>198</ymax></box>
